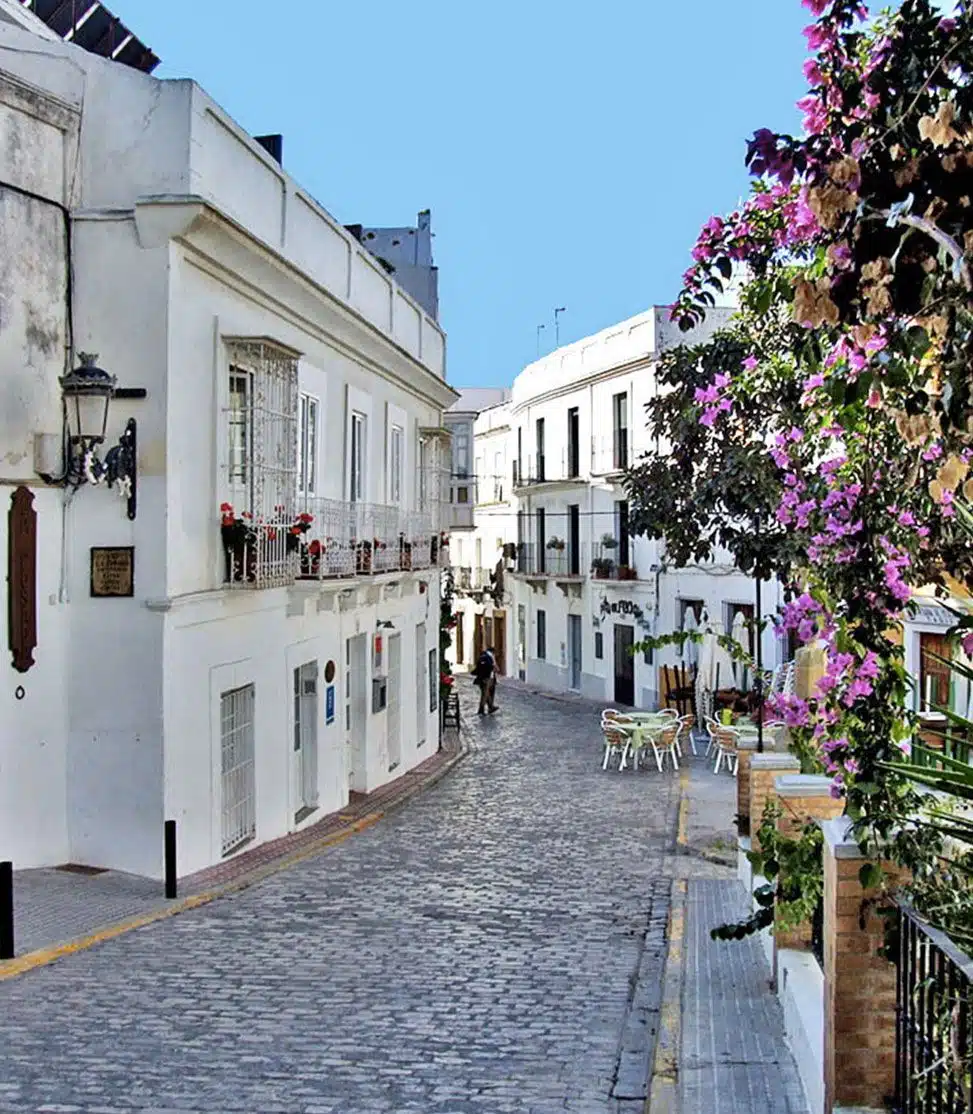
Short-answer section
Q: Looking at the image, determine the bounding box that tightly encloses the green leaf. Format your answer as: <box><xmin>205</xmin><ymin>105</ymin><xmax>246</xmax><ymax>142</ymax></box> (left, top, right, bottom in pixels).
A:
<box><xmin>859</xmin><ymin>863</ymin><xmax>883</xmax><ymax>891</ymax></box>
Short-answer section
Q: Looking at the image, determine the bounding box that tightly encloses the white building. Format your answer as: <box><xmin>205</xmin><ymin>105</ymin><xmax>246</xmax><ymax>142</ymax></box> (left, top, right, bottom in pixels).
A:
<box><xmin>449</xmin><ymin>308</ymin><xmax>787</xmax><ymax>707</ymax></box>
<box><xmin>443</xmin><ymin>387</ymin><xmax>509</xmax><ymax>532</ymax></box>
<box><xmin>447</xmin><ymin>398</ymin><xmax>516</xmax><ymax>670</ymax></box>
<box><xmin>0</xmin><ymin>2</ymin><xmax>456</xmax><ymax>879</ymax></box>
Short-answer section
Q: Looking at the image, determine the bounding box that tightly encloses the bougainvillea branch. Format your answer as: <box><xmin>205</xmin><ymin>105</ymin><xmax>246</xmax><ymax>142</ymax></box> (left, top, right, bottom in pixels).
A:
<box><xmin>629</xmin><ymin>0</ymin><xmax>973</xmax><ymax>940</ymax></box>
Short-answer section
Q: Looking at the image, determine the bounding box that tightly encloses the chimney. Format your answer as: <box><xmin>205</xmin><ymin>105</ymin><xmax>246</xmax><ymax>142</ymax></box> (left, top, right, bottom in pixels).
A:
<box><xmin>254</xmin><ymin>134</ymin><xmax>283</xmax><ymax>165</ymax></box>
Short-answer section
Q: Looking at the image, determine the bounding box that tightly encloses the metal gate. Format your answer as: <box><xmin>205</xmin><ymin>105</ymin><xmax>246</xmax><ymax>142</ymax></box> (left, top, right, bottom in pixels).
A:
<box><xmin>387</xmin><ymin>633</ymin><xmax>401</xmax><ymax>770</ymax></box>
<box><xmin>220</xmin><ymin>684</ymin><xmax>256</xmax><ymax>855</ymax></box>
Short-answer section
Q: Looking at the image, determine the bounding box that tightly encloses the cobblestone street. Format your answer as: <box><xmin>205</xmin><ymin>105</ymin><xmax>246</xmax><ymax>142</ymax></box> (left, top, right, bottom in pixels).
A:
<box><xmin>0</xmin><ymin>683</ymin><xmax>681</xmax><ymax>1114</ymax></box>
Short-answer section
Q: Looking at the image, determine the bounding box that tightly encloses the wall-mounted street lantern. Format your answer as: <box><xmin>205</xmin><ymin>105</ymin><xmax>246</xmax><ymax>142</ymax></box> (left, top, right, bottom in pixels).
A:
<box><xmin>58</xmin><ymin>353</ymin><xmax>138</xmax><ymax>519</ymax></box>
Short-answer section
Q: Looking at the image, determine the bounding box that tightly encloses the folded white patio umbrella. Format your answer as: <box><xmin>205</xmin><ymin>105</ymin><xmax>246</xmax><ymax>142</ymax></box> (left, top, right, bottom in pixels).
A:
<box><xmin>731</xmin><ymin>610</ymin><xmax>751</xmax><ymax>692</ymax></box>
<box><xmin>681</xmin><ymin>606</ymin><xmax>699</xmax><ymax>668</ymax></box>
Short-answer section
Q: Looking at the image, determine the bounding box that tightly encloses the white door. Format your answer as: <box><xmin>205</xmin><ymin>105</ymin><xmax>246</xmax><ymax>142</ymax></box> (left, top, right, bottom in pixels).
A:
<box><xmin>416</xmin><ymin>623</ymin><xmax>427</xmax><ymax>748</ymax></box>
<box><xmin>293</xmin><ymin>661</ymin><xmax>319</xmax><ymax>820</ymax></box>
<box><xmin>346</xmin><ymin>635</ymin><xmax>368</xmax><ymax>793</ymax></box>
<box><xmin>387</xmin><ymin>633</ymin><xmax>402</xmax><ymax>772</ymax></box>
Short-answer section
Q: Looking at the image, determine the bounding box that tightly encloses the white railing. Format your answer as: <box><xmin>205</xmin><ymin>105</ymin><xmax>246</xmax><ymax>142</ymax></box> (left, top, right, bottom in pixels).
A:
<box><xmin>222</xmin><ymin>499</ymin><xmax>443</xmax><ymax>588</ymax></box>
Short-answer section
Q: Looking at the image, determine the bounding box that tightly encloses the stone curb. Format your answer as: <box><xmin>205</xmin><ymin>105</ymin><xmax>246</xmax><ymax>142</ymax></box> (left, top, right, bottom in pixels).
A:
<box><xmin>645</xmin><ymin>876</ymin><xmax>686</xmax><ymax>1114</ymax></box>
<box><xmin>0</xmin><ymin>736</ymin><xmax>472</xmax><ymax>983</ymax></box>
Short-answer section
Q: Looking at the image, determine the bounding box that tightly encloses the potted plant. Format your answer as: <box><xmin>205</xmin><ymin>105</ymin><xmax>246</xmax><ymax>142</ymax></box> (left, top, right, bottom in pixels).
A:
<box><xmin>546</xmin><ymin>537</ymin><xmax>566</xmax><ymax>551</ymax></box>
<box><xmin>502</xmin><ymin>541</ymin><xmax>518</xmax><ymax>561</ymax></box>
<box><xmin>591</xmin><ymin>556</ymin><xmax>614</xmax><ymax>579</ymax></box>
<box><xmin>220</xmin><ymin>502</ymin><xmax>257</xmax><ymax>583</ymax></box>
<box><xmin>617</xmin><ymin>564</ymin><xmax>637</xmax><ymax>581</ymax></box>
<box><xmin>399</xmin><ymin>532</ymin><xmax>413</xmax><ymax>571</ymax></box>
<box><xmin>300</xmin><ymin>538</ymin><xmax>322</xmax><ymax>578</ymax></box>
<box><xmin>600</xmin><ymin>533</ymin><xmax>619</xmax><ymax>551</ymax></box>
<box><xmin>356</xmin><ymin>538</ymin><xmax>373</xmax><ymax>574</ymax></box>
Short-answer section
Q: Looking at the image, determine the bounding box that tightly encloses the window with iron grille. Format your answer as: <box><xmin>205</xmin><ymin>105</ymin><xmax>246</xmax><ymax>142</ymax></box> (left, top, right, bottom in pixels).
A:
<box><xmin>537</xmin><ymin>609</ymin><xmax>546</xmax><ymax>660</ymax></box>
<box><xmin>223</xmin><ymin>340</ymin><xmax>299</xmax><ymax>587</ymax></box>
<box><xmin>220</xmin><ymin>684</ymin><xmax>256</xmax><ymax>856</ymax></box>
<box><xmin>389</xmin><ymin>424</ymin><xmax>403</xmax><ymax>506</ymax></box>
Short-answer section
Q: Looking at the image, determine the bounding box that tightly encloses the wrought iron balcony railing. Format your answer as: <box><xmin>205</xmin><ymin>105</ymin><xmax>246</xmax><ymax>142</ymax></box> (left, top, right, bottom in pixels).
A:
<box><xmin>222</xmin><ymin>499</ymin><xmax>443</xmax><ymax>588</ymax></box>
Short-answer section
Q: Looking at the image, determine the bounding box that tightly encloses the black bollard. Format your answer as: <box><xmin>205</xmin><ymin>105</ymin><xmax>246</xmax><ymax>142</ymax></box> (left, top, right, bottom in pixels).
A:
<box><xmin>0</xmin><ymin>861</ymin><xmax>13</xmax><ymax>960</ymax></box>
<box><xmin>164</xmin><ymin>821</ymin><xmax>177</xmax><ymax>899</ymax></box>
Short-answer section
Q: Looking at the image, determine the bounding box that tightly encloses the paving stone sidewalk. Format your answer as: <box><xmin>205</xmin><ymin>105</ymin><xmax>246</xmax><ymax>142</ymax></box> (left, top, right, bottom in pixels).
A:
<box><xmin>674</xmin><ymin>752</ymin><xmax>810</xmax><ymax>1113</ymax></box>
<box><xmin>10</xmin><ymin>732</ymin><xmax>463</xmax><ymax>958</ymax></box>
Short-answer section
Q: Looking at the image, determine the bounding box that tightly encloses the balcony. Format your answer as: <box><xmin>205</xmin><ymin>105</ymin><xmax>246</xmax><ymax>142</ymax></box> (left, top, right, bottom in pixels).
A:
<box><xmin>444</xmin><ymin>502</ymin><xmax>475</xmax><ymax>530</ymax></box>
<box><xmin>510</xmin><ymin>542</ymin><xmax>587</xmax><ymax>581</ymax></box>
<box><xmin>453</xmin><ymin>566</ymin><xmax>496</xmax><ymax>595</ymax></box>
<box><xmin>511</xmin><ymin>452</ymin><xmax>588</xmax><ymax>494</ymax></box>
<box><xmin>221</xmin><ymin>499</ymin><xmax>444</xmax><ymax>589</ymax></box>
<box><xmin>590</xmin><ymin>540</ymin><xmax>638</xmax><ymax>582</ymax></box>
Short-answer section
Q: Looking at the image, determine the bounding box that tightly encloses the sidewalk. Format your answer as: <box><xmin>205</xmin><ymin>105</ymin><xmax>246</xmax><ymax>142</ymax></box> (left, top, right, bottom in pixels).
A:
<box><xmin>7</xmin><ymin>729</ymin><xmax>466</xmax><ymax>967</ymax></box>
<box><xmin>654</xmin><ymin>741</ymin><xmax>809</xmax><ymax>1113</ymax></box>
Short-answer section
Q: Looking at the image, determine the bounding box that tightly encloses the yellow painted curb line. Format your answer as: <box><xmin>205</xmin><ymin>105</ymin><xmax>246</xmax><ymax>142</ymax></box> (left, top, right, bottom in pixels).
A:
<box><xmin>646</xmin><ymin>877</ymin><xmax>686</xmax><ymax>1113</ymax></box>
<box><xmin>676</xmin><ymin>767</ymin><xmax>690</xmax><ymax>848</ymax></box>
<box><xmin>0</xmin><ymin>747</ymin><xmax>469</xmax><ymax>982</ymax></box>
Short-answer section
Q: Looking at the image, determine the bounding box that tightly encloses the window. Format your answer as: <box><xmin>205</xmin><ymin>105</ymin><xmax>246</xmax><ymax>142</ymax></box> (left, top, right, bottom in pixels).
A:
<box><xmin>390</xmin><ymin>425</ymin><xmax>403</xmax><ymax>506</ymax></box>
<box><xmin>616</xmin><ymin>500</ymin><xmax>630</xmax><ymax>568</ymax></box>
<box><xmin>567</xmin><ymin>407</ymin><xmax>580</xmax><ymax>478</ymax></box>
<box><xmin>418</xmin><ymin>436</ymin><xmax>429</xmax><ymax>510</ymax></box>
<box><xmin>643</xmin><ymin>643</ymin><xmax>654</xmax><ymax>665</ymax></box>
<box><xmin>568</xmin><ymin>504</ymin><xmax>580</xmax><ymax>575</ymax></box>
<box><xmin>537</xmin><ymin>609</ymin><xmax>547</xmax><ymax>660</ymax></box>
<box><xmin>678</xmin><ymin>599</ymin><xmax>704</xmax><ymax>629</ymax></box>
<box><xmin>595</xmin><ymin>631</ymin><xmax>604</xmax><ymax>660</ymax></box>
<box><xmin>298</xmin><ymin>393</ymin><xmax>319</xmax><ymax>496</ymax></box>
<box><xmin>228</xmin><ymin>370</ymin><xmax>252</xmax><ymax>490</ymax></box>
<box><xmin>516</xmin><ymin>509</ymin><xmax>526</xmax><ymax>572</ymax></box>
<box><xmin>457</xmin><ymin>486</ymin><xmax>469</xmax><ymax>504</ymax></box>
<box><xmin>613</xmin><ymin>391</ymin><xmax>629</xmax><ymax>470</ymax></box>
<box><xmin>220</xmin><ymin>684</ymin><xmax>256</xmax><ymax>856</ymax></box>
<box><xmin>453</xmin><ymin>424</ymin><xmax>470</xmax><ymax>479</ymax></box>
<box><xmin>536</xmin><ymin>418</ymin><xmax>546</xmax><ymax>481</ymax></box>
<box><xmin>428</xmin><ymin>647</ymin><xmax>438</xmax><ymax>712</ymax></box>
<box><xmin>494</xmin><ymin>451</ymin><xmax>503</xmax><ymax>501</ymax></box>
<box><xmin>516</xmin><ymin>427</ymin><xmax>523</xmax><ymax>485</ymax></box>
<box><xmin>350</xmin><ymin>411</ymin><xmax>366</xmax><ymax>502</ymax></box>
<box><xmin>224</xmin><ymin>341</ymin><xmax>299</xmax><ymax>588</ymax></box>
<box><xmin>537</xmin><ymin>507</ymin><xmax>546</xmax><ymax>573</ymax></box>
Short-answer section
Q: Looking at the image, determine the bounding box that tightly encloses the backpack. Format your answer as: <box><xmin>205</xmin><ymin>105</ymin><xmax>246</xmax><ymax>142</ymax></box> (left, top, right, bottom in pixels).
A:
<box><xmin>474</xmin><ymin>651</ymin><xmax>493</xmax><ymax>681</ymax></box>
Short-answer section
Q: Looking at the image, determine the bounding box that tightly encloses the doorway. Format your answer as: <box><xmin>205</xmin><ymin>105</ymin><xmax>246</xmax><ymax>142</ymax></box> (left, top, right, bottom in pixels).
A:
<box><xmin>345</xmin><ymin>634</ymin><xmax>368</xmax><ymax>793</ymax></box>
<box><xmin>293</xmin><ymin>661</ymin><xmax>319</xmax><ymax>822</ymax></box>
<box><xmin>387</xmin><ymin>633</ymin><xmax>402</xmax><ymax>771</ymax></box>
<box><xmin>568</xmin><ymin>614</ymin><xmax>582</xmax><ymax>692</ymax></box>
<box><xmin>614</xmin><ymin>624</ymin><xmax>635</xmax><ymax>706</ymax></box>
<box><xmin>455</xmin><ymin>612</ymin><xmax>465</xmax><ymax>665</ymax></box>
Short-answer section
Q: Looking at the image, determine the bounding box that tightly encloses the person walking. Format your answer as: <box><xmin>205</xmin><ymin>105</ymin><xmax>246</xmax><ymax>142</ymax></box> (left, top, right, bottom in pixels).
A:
<box><xmin>474</xmin><ymin>646</ymin><xmax>498</xmax><ymax>715</ymax></box>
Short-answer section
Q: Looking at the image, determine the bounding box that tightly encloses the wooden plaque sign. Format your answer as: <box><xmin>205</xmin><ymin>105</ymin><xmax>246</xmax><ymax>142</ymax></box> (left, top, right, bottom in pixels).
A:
<box><xmin>8</xmin><ymin>486</ymin><xmax>37</xmax><ymax>673</ymax></box>
<box><xmin>90</xmin><ymin>546</ymin><xmax>134</xmax><ymax>598</ymax></box>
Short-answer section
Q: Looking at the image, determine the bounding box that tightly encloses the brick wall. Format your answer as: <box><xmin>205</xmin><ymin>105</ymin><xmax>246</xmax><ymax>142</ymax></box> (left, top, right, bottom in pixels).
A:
<box><xmin>822</xmin><ymin>817</ymin><xmax>903</xmax><ymax>1113</ymax></box>
<box><xmin>749</xmin><ymin>753</ymin><xmax>800</xmax><ymax>852</ymax></box>
<box><xmin>774</xmin><ymin>774</ymin><xmax>844</xmax><ymax>953</ymax></box>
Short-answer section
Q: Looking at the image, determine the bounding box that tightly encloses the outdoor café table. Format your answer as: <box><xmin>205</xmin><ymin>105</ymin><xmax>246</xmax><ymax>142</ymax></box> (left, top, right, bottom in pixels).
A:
<box><xmin>614</xmin><ymin>720</ymin><xmax>668</xmax><ymax>772</ymax></box>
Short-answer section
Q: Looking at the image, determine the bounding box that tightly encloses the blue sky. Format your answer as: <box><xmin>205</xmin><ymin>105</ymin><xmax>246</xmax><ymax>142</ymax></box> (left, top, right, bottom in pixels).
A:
<box><xmin>111</xmin><ymin>1</ymin><xmax>811</xmax><ymax>387</ymax></box>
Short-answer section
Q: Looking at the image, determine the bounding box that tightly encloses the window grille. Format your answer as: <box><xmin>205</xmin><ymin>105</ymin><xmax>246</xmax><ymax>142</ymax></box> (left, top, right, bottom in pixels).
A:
<box><xmin>220</xmin><ymin>684</ymin><xmax>256</xmax><ymax>855</ymax></box>
<box><xmin>223</xmin><ymin>340</ymin><xmax>299</xmax><ymax>588</ymax></box>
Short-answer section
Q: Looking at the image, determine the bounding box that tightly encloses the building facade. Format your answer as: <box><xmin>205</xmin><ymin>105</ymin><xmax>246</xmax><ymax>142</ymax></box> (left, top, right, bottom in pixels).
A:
<box><xmin>448</xmin><ymin>309</ymin><xmax>787</xmax><ymax>708</ymax></box>
<box><xmin>0</xmin><ymin>5</ymin><xmax>455</xmax><ymax>878</ymax></box>
<box><xmin>443</xmin><ymin>388</ymin><xmax>509</xmax><ymax>532</ymax></box>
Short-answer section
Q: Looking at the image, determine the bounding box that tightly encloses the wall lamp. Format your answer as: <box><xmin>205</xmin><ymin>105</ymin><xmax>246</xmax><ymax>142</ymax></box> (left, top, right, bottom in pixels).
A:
<box><xmin>57</xmin><ymin>353</ymin><xmax>138</xmax><ymax>520</ymax></box>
